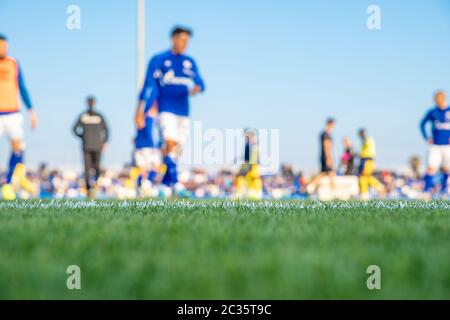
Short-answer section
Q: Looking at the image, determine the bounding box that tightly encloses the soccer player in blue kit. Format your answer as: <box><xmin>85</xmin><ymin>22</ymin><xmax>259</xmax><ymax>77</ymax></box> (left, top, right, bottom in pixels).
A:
<box><xmin>132</xmin><ymin>105</ymin><xmax>162</xmax><ymax>197</ymax></box>
<box><xmin>135</xmin><ymin>26</ymin><xmax>205</xmax><ymax>194</ymax></box>
<box><xmin>420</xmin><ymin>90</ymin><xmax>450</xmax><ymax>196</ymax></box>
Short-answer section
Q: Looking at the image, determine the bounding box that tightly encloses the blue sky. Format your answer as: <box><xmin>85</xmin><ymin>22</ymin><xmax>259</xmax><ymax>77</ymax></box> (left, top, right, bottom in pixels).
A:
<box><xmin>0</xmin><ymin>0</ymin><xmax>449</xmax><ymax>171</ymax></box>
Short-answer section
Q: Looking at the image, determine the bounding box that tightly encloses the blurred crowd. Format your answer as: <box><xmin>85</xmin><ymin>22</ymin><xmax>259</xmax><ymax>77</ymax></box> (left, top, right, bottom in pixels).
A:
<box><xmin>0</xmin><ymin>157</ymin><xmax>443</xmax><ymax>200</ymax></box>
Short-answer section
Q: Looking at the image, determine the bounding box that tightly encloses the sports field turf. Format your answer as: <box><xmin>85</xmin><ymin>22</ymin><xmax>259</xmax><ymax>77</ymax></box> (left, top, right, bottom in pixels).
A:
<box><xmin>0</xmin><ymin>200</ymin><xmax>448</xmax><ymax>300</ymax></box>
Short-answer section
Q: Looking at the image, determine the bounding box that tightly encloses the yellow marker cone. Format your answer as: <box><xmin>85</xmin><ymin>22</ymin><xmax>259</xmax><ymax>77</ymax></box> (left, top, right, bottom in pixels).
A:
<box><xmin>2</xmin><ymin>184</ymin><xmax>16</xmax><ymax>201</ymax></box>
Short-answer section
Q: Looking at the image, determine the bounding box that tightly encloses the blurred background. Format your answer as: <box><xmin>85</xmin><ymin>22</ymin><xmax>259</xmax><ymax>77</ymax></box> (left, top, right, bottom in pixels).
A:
<box><xmin>0</xmin><ymin>0</ymin><xmax>449</xmax><ymax>172</ymax></box>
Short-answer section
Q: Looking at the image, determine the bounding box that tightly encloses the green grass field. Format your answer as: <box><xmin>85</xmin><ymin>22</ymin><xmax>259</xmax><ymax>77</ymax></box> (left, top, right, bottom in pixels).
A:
<box><xmin>0</xmin><ymin>200</ymin><xmax>449</xmax><ymax>300</ymax></box>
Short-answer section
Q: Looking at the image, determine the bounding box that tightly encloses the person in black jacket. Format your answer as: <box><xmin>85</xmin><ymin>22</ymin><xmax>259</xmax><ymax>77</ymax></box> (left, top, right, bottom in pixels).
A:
<box><xmin>307</xmin><ymin>118</ymin><xmax>336</xmax><ymax>195</ymax></box>
<box><xmin>73</xmin><ymin>96</ymin><xmax>109</xmax><ymax>198</ymax></box>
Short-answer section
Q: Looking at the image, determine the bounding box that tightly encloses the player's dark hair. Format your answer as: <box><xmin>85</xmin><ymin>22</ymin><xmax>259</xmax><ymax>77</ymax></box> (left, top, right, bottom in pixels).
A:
<box><xmin>87</xmin><ymin>95</ymin><xmax>96</xmax><ymax>104</ymax></box>
<box><xmin>171</xmin><ymin>26</ymin><xmax>193</xmax><ymax>38</ymax></box>
<box><xmin>326</xmin><ymin>117</ymin><xmax>336</xmax><ymax>125</ymax></box>
<box><xmin>0</xmin><ymin>34</ymin><xmax>7</xmax><ymax>41</ymax></box>
<box><xmin>358</xmin><ymin>128</ymin><xmax>367</xmax><ymax>137</ymax></box>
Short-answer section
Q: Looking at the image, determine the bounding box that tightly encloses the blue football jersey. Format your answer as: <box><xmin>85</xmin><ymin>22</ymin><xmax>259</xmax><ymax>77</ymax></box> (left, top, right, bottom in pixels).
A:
<box><xmin>420</xmin><ymin>107</ymin><xmax>450</xmax><ymax>146</ymax></box>
<box><xmin>139</xmin><ymin>50</ymin><xmax>205</xmax><ymax>117</ymax></box>
<box><xmin>135</xmin><ymin>117</ymin><xmax>158</xmax><ymax>149</ymax></box>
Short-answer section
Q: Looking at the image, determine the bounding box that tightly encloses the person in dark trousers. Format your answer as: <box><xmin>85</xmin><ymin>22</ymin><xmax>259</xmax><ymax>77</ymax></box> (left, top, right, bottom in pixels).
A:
<box><xmin>73</xmin><ymin>96</ymin><xmax>109</xmax><ymax>198</ymax></box>
<box><xmin>307</xmin><ymin>118</ymin><xmax>337</xmax><ymax>194</ymax></box>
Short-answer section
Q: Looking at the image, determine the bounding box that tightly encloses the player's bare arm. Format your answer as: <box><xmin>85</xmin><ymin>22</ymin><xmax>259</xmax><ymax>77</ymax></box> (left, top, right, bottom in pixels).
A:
<box><xmin>135</xmin><ymin>100</ymin><xmax>148</xmax><ymax>130</ymax></box>
<box><xmin>324</xmin><ymin>138</ymin><xmax>333</xmax><ymax>167</ymax></box>
<box><xmin>28</xmin><ymin>109</ymin><xmax>38</xmax><ymax>130</ymax></box>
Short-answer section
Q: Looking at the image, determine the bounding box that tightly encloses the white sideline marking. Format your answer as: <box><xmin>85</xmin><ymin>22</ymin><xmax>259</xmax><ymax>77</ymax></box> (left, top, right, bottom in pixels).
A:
<box><xmin>0</xmin><ymin>200</ymin><xmax>449</xmax><ymax>211</ymax></box>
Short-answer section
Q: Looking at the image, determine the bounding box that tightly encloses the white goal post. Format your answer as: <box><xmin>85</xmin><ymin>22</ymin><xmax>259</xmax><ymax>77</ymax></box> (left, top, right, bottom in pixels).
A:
<box><xmin>136</xmin><ymin>0</ymin><xmax>146</xmax><ymax>92</ymax></box>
